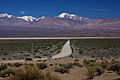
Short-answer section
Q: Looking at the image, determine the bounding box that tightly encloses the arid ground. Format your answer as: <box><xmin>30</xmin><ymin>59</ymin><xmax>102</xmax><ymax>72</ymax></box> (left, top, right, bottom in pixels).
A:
<box><xmin>0</xmin><ymin>39</ymin><xmax>120</xmax><ymax>80</ymax></box>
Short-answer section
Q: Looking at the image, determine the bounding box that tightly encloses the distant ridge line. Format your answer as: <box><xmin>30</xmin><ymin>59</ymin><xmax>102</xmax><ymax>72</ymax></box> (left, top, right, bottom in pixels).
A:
<box><xmin>0</xmin><ymin>37</ymin><xmax>120</xmax><ymax>40</ymax></box>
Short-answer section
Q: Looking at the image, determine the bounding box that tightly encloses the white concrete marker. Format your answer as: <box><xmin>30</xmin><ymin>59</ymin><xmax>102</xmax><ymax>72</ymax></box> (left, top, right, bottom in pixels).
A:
<box><xmin>52</xmin><ymin>40</ymin><xmax>72</xmax><ymax>59</ymax></box>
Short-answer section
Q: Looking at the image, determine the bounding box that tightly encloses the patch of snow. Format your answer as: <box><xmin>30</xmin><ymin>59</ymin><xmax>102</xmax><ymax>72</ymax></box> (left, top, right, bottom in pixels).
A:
<box><xmin>0</xmin><ymin>13</ymin><xmax>12</xmax><ymax>18</ymax></box>
<box><xmin>17</xmin><ymin>16</ymin><xmax>37</xmax><ymax>22</ymax></box>
<box><xmin>17</xmin><ymin>16</ymin><xmax>45</xmax><ymax>22</ymax></box>
<box><xmin>57</xmin><ymin>13</ymin><xmax>83</xmax><ymax>20</ymax></box>
<box><xmin>36</xmin><ymin>16</ymin><xmax>45</xmax><ymax>21</ymax></box>
<box><xmin>40</xmin><ymin>16</ymin><xmax>45</xmax><ymax>19</ymax></box>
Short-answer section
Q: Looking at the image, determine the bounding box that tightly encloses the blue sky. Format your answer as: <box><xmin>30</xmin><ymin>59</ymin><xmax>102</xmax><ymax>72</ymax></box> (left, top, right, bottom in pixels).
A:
<box><xmin>0</xmin><ymin>0</ymin><xmax>120</xmax><ymax>18</ymax></box>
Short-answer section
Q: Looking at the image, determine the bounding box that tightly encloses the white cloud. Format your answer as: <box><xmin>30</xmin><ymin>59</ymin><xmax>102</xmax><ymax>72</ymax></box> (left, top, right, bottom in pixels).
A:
<box><xmin>20</xmin><ymin>11</ymin><xmax>25</xmax><ymax>14</ymax></box>
<box><xmin>71</xmin><ymin>7</ymin><xmax>109</xmax><ymax>12</ymax></box>
<box><xmin>87</xmin><ymin>9</ymin><xmax>109</xmax><ymax>11</ymax></box>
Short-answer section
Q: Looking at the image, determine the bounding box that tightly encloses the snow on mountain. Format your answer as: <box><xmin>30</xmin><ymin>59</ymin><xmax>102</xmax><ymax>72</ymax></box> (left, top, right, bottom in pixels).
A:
<box><xmin>40</xmin><ymin>16</ymin><xmax>45</xmax><ymax>19</ymax></box>
<box><xmin>57</xmin><ymin>13</ymin><xmax>83</xmax><ymax>20</ymax></box>
<box><xmin>0</xmin><ymin>13</ymin><xmax>13</xmax><ymax>18</ymax></box>
<box><xmin>17</xmin><ymin>16</ymin><xmax>45</xmax><ymax>22</ymax></box>
<box><xmin>0</xmin><ymin>12</ymin><xmax>84</xmax><ymax>22</ymax></box>
<box><xmin>36</xmin><ymin>16</ymin><xmax>45</xmax><ymax>21</ymax></box>
<box><xmin>17</xmin><ymin>16</ymin><xmax>38</xmax><ymax>22</ymax></box>
<box><xmin>0</xmin><ymin>13</ymin><xmax>46</xmax><ymax>22</ymax></box>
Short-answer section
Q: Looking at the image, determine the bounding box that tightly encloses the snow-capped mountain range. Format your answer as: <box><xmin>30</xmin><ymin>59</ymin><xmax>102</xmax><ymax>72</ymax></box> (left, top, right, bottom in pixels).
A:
<box><xmin>0</xmin><ymin>13</ymin><xmax>13</xmax><ymax>18</ymax></box>
<box><xmin>0</xmin><ymin>12</ymin><xmax>120</xmax><ymax>37</ymax></box>
<box><xmin>17</xmin><ymin>16</ymin><xmax>38</xmax><ymax>22</ymax></box>
<box><xmin>0</xmin><ymin>12</ymin><xmax>120</xmax><ymax>28</ymax></box>
<box><xmin>0</xmin><ymin>13</ymin><xmax>85</xmax><ymax>22</ymax></box>
<box><xmin>0</xmin><ymin>13</ymin><xmax>46</xmax><ymax>22</ymax></box>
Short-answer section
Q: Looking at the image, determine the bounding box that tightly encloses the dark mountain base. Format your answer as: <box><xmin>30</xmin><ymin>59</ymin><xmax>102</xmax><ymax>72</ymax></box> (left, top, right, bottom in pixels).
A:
<box><xmin>0</xmin><ymin>26</ymin><xmax>120</xmax><ymax>37</ymax></box>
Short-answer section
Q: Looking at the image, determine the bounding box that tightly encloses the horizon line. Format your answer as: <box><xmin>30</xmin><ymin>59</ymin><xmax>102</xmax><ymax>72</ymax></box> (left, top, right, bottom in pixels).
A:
<box><xmin>0</xmin><ymin>37</ymin><xmax>120</xmax><ymax>40</ymax></box>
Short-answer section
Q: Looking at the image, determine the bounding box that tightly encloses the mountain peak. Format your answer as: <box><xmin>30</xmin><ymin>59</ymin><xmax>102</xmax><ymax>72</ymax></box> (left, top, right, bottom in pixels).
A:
<box><xmin>17</xmin><ymin>16</ymin><xmax>45</xmax><ymax>22</ymax></box>
<box><xmin>57</xmin><ymin>13</ymin><xmax>83</xmax><ymax>20</ymax></box>
<box><xmin>0</xmin><ymin>13</ymin><xmax>13</xmax><ymax>18</ymax></box>
<box><xmin>17</xmin><ymin>16</ymin><xmax>38</xmax><ymax>22</ymax></box>
<box><xmin>58</xmin><ymin>13</ymin><xmax>76</xmax><ymax>18</ymax></box>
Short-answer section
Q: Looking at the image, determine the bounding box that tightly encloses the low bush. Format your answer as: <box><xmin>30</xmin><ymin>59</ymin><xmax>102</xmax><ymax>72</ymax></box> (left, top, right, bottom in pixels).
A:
<box><xmin>83</xmin><ymin>59</ymin><xmax>96</xmax><ymax>66</ymax></box>
<box><xmin>59</xmin><ymin>63</ymin><xmax>82</xmax><ymax>69</ymax></box>
<box><xmin>99</xmin><ymin>62</ymin><xmax>108</xmax><ymax>69</ymax></box>
<box><xmin>107</xmin><ymin>62</ymin><xmax>120</xmax><ymax>71</ymax></box>
<box><xmin>34</xmin><ymin>55</ymin><xmax>42</xmax><ymax>58</ymax></box>
<box><xmin>2</xmin><ymin>58</ymin><xmax>6</xmax><ymax>60</ymax></box>
<box><xmin>85</xmin><ymin>61</ymin><xmax>106</xmax><ymax>79</ymax></box>
<box><xmin>74</xmin><ymin>59</ymin><xmax>79</xmax><ymax>62</ymax></box>
<box><xmin>25</xmin><ymin>58</ymin><xmax>33</xmax><ymax>61</ymax></box>
<box><xmin>43</xmin><ymin>60</ymin><xmax>47</xmax><ymax>62</ymax></box>
<box><xmin>9</xmin><ymin>66</ymin><xmax>60</xmax><ymax>80</ymax></box>
<box><xmin>72</xmin><ymin>62</ymin><xmax>83</xmax><ymax>67</ymax></box>
<box><xmin>0</xmin><ymin>63</ymin><xmax>7</xmax><ymax>71</ymax></box>
<box><xmin>28</xmin><ymin>63</ymin><xmax>34</xmax><ymax>66</ymax></box>
<box><xmin>36</xmin><ymin>63</ymin><xmax>48</xmax><ymax>70</ymax></box>
<box><xmin>50</xmin><ymin>64</ymin><xmax>53</xmax><ymax>66</ymax></box>
<box><xmin>54</xmin><ymin>63</ymin><xmax>57</xmax><ymax>66</ymax></box>
<box><xmin>7</xmin><ymin>63</ymin><xmax>13</xmax><ymax>67</ymax></box>
<box><xmin>59</xmin><ymin>63</ymin><xmax>73</xmax><ymax>69</ymax></box>
<box><xmin>0</xmin><ymin>68</ymin><xmax>15</xmax><ymax>78</ymax></box>
<box><xmin>13</xmin><ymin>62</ymin><xmax>22</xmax><ymax>67</ymax></box>
<box><xmin>87</xmin><ymin>65</ymin><xmax>105</xmax><ymax>79</ymax></box>
<box><xmin>54</xmin><ymin>67</ymin><xmax>69</xmax><ymax>74</ymax></box>
<box><xmin>107</xmin><ymin>61</ymin><xmax>120</xmax><ymax>75</ymax></box>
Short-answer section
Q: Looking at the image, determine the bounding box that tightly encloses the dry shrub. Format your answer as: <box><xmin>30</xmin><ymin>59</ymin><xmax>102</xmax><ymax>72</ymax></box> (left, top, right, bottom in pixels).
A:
<box><xmin>0</xmin><ymin>63</ymin><xmax>7</xmax><ymax>71</ymax></box>
<box><xmin>36</xmin><ymin>63</ymin><xmax>48</xmax><ymax>70</ymax></box>
<box><xmin>0</xmin><ymin>68</ymin><xmax>15</xmax><ymax>78</ymax></box>
<box><xmin>107</xmin><ymin>61</ymin><xmax>120</xmax><ymax>75</ymax></box>
<box><xmin>9</xmin><ymin>66</ymin><xmax>60</xmax><ymax>80</ymax></box>
<box><xmin>87</xmin><ymin>65</ymin><xmax>105</xmax><ymax>79</ymax></box>
<box><xmin>54</xmin><ymin>67</ymin><xmax>69</xmax><ymax>74</ymax></box>
<box><xmin>13</xmin><ymin>62</ymin><xmax>22</xmax><ymax>67</ymax></box>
